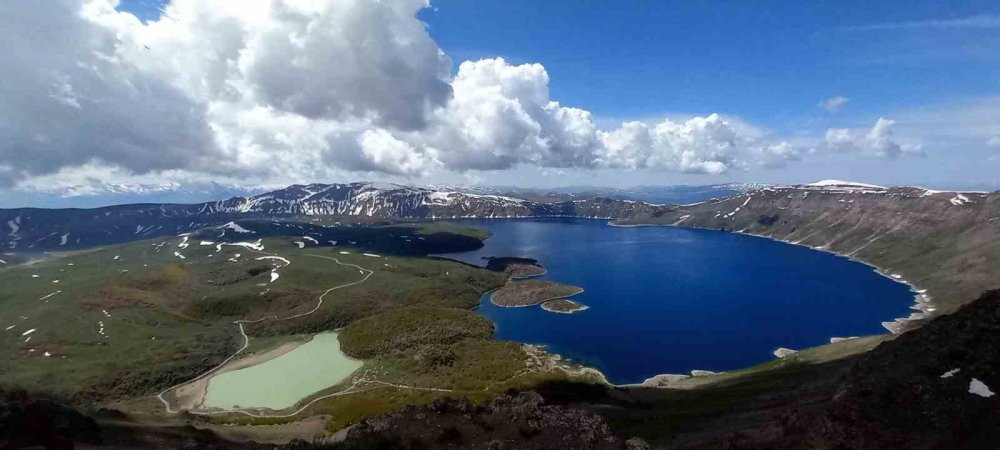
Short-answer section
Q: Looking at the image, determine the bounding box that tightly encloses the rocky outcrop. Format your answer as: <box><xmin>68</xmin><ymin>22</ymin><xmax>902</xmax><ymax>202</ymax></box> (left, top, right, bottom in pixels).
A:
<box><xmin>343</xmin><ymin>391</ymin><xmax>628</xmax><ymax>449</ymax></box>
<box><xmin>779</xmin><ymin>289</ymin><xmax>1000</xmax><ymax>448</ymax></box>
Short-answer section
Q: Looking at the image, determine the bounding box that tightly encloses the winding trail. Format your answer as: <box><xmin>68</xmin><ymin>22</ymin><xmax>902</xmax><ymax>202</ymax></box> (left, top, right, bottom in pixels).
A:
<box><xmin>155</xmin><ymin>240</ymin><xmax>554</xmax><ymax>420</ymax></box>
<box><xmin>156</xmin><ymin>253</ymin><xmax>374</xmax><ymax>415</ymax></box>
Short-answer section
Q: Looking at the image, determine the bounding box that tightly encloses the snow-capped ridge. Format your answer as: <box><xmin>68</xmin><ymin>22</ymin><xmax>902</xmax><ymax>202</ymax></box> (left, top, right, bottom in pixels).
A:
<box><xmin>805</xmin><ymin>180</ymin><xmax>887</xmax><ymax>189</ymax></box>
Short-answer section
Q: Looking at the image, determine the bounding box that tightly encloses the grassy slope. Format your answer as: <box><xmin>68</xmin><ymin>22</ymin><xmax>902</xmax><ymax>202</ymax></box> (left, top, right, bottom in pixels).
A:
<box><xmin>0</xmin><ymin>229</ymin><xmax>508</xmax><ymax>408</ymax></box>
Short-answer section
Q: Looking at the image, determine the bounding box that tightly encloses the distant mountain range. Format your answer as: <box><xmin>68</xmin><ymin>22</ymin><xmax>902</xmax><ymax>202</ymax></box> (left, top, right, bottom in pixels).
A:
<box><xmin>3</xmin><ymin>179</ymin><xmax>997</xmax><ymax>313</ymax></box>
<box><xmin>0</xmin><ymin>181</ymin><xmax>758</xmax><ymax>209</ymax></box>
<box><xmin>0</xmin><ymin>182</ymin><xmax>658</xmax><ymax>253</ymax></box>
<box><xmin>0</xmin><ymin>182</ymin><xmax>268</xmax><ymax>209</ymax></box>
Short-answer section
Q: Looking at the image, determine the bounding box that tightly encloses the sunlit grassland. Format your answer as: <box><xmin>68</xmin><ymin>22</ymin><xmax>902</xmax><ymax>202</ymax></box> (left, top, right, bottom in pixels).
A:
<box><xmin>0</xmin><ymin>230</ymin><xmax>506</xmax><ymax>404</ymax></box>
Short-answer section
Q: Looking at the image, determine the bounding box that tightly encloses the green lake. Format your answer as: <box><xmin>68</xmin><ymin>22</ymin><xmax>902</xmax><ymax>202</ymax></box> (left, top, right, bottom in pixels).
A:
<box><xmin>203</xmin><ymin>332</ymin><xmax>362</xmax><ymax>410</ymax></box>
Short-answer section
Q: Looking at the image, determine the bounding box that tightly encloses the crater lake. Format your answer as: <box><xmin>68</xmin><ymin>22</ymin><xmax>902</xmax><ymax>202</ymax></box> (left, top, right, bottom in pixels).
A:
<box><xmin>438</xmin><ymin>218</ymin><xmax>916</xmax><ymax>384</ymax></box>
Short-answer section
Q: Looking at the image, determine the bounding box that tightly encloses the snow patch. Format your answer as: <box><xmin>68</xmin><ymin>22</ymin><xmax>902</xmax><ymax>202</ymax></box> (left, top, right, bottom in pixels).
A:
<box><xmin>59</xmin><ymin>233</ymin><xmax>69</xmax><ymax>246</ymax></box>
<box><xmin>940</xmin><ymin>368</ymin><xmax>960</xmax><ymax>379</ymax></box>
<box><xmin>6</xmin><ymin>216</ymin><xmax>20</xmax><ymax>236</ymax></box>
<box><xmin>970</xmin><ymin>379</ymin><xmax>995</xmax><ymax>397</ymax></box>
<box><xmin>806</xmin><ymin>179</ymin><xmax>886</xmax><ymax>189</ymax></box>
<box><xmin>217</xmin><ymin>240</ymin><xmax>265</xmax><ymax>252</ymax></box>
<box><xmin>255</xmin><ymin>256</ymin><xmax>290</xmax><ymax>266</ymax></box>
<box><xmin>220</xmin><ymin>221</ymin><xmax>253</xmax><ymax>233</ymax></box>
<box><xmin>773</xmin><ymin>348</ymin><xmax>798</xmax><ymax>358</ymax></box>
<box><xmin>950</xmin><ymin>194</ymin><xmax>971</xmax><ymax>206</ymax></box>
<box><xmin>293</xmin><ymin>241</ymin><xmax>305</xmax><ymax>248</ymax></box>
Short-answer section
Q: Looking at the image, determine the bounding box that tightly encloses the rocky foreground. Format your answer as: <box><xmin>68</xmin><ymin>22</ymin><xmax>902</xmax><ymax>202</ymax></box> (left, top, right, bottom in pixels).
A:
<box><xmin>342</xmin><ymin>392</ymin><xmax>645</xmax><ymax>450</ymax></box>
<box><xmin>336</xmin><ymin>289</ymin><xmax>1000</xmax><ymax>449</ymax></box>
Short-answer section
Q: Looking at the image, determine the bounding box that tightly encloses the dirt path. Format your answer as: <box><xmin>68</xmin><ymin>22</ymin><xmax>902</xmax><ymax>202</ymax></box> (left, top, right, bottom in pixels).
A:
<box><xmin>156</xmin><ymin>253</ymin><xmax>374</xmax><ymax>415</ymax></box>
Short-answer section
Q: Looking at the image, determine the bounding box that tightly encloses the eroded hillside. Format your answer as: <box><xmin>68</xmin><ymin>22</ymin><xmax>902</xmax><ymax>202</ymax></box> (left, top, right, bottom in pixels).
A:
<box><xmin>616</xmin><ymin>183</ymin><xmax>1000</xmax><ymax>319</ymax></box>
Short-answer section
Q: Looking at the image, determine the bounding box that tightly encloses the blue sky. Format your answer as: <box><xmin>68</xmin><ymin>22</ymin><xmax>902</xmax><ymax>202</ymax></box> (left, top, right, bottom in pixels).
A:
<box><xmin>120</xmin><ymin>0</ymin><xmax>999</xmax><ymax>132</ymax></box>
<box><xmin>2</xmin><ymin>0</ymin><xmax>995</xmax><ymax>200</ymax></box>
<box><xmin>419</xmin><ymin>0</ymin><xmax>999</xmax><ymax>133</ymax></box>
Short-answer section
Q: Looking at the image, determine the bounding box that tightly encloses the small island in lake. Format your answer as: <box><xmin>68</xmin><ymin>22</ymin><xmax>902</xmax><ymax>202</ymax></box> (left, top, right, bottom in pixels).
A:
<box><xmin>484</xmin><ymin>256</ymin><xmax>547</xmax><ymax>278</ymax></box>
<box><xmin>541</xmin><ymin>298</ymin><xmax>589</xmax><ymax>314</ymax></box>
<box><xmin>491</xmin><ymin>280</ymin><xmax>584</xmax><ymax>307</ymax></box>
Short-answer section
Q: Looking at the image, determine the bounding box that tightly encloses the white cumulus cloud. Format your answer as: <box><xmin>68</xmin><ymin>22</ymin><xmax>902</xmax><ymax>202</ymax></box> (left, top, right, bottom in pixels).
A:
<box><xmin>825</xmin><ymin>118</ymin><xmax>923</xmax><ymax>159</ymax></box>
<box><xmin>1</xmin><ymin>0</ymin><xmax>827</xmax><ymax>190</ymax></box>
<box><xmin>818</xmin><ymin>96</ymin><xmax>849</xmax><ymax>112</ymax></box>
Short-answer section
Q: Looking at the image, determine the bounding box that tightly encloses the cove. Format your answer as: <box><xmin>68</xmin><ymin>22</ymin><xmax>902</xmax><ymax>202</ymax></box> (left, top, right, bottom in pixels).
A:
<box><xmin>203</xmin><ymin>332</ymin><xmax>361</xmax><ymax>410</ymax></box>
<box><xmin>439</xmin><ymin>218</ymin><xmax>916</xmax><ymax>384</ymax></box>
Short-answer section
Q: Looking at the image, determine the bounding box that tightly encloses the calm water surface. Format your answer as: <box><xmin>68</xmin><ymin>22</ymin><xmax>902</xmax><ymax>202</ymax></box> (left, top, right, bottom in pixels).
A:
<box><xmin>203</xmin><ymin>332</ymin><xmax>361</xmax><ymax>410</ymax></box>
<box><xmin>439</xmin><ymin>218</ymin><xmax>915</xmax><ymax>384</ymax></box>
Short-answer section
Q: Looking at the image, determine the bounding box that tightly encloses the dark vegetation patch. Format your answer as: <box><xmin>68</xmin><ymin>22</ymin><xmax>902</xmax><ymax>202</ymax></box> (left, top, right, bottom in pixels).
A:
<box><xmin>192</xmin><ymin>220</ymin><xmax>487</xmax><ymax>257</ymax></box>
<box><xmin>339</xmin><ymin>307</ymin><xmax>494</xmax><ymax>359</ymax></box>
<box><xmin>194</xmin><ymin>260</ymin><xmax>272</xmax><ymax>286</ymax></box>
<box><xmin>378</xmin><ymin>339</ymin><xmax>527</xmax><ymax>391</ymax></box>
<box><xmin>80</xmin><ymin>328</ymin><xmax>238</xmax><ymax>403</ymax></box>
<box><xmin>756</xmin><ymin>214</ymin><xmax>780</xmax><ymax>226</ymax></box>
<box><xmin>186</xmin><ymin>290</ymin><xmax>317</xmax><ymax>320</ymax></box>
<box><xmin>82</xmin><ymin>264</ymin><xmax>191</xmax><ymax>309</ymax></box>
<box><xmin>541</xmin><ymin>298</ymin><xmax>587</xmax><ymax>313</ymax></box>
<box><xmin>245</xmin><ymin>261</ymin><xmax>506</xmax><ymax>337</ymax></box>
<box><xmin>485</xmin><ymin>257</ymin><xmax>546</xmax><ymax>278</ymax></box>
<box><xmin>484</xmin><ymin>256</ymin><xmax>537</xmax><ymax>271</ymax></box>
<box><xmin>491</xmin><ymin>280</ymin><xmax>583</xmax><ymax>307</ymax></box>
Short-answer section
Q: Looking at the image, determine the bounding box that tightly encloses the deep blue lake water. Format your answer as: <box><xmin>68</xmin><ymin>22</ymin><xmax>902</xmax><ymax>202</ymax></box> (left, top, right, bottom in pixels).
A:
<box><xmin>438</xmin><ymin>218</ymin><xmax>915</xmax><ymax>384</ymax></box>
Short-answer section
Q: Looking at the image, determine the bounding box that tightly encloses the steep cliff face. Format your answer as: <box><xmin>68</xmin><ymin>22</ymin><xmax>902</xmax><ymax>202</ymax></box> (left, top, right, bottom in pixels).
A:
<box><xmin>615</xmin><ymin>183</ymin><xmax>1000</xmax><ymax>315</ymax></box>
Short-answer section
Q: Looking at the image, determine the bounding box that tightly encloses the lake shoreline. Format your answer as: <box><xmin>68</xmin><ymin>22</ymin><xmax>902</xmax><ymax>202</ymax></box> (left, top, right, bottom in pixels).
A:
<box><xmin>173</xmin><ymin>337</ymin><xmax>311</xmax><ymax>411</ymax></box>
<box><xmin>608</xmin><ymin>220</ymin><xmax>931</xmax><ymax>334</ymax></box>
<box><xmin>489</xmin><ymin>283</ymin><xmax>585</xmax><ymax>308</ymax></box>
<box><xmin>453</xmin><ymin>218</ymin><xmax>915</xmax><ymax>386</ymax></box>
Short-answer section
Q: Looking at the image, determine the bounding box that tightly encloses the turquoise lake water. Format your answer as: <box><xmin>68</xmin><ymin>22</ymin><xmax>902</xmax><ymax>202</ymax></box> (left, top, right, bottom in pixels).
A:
<box><xmin>203</xmin><ymin>332</ymin><xmax>361</xmax><ymax>410</ymax></box>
